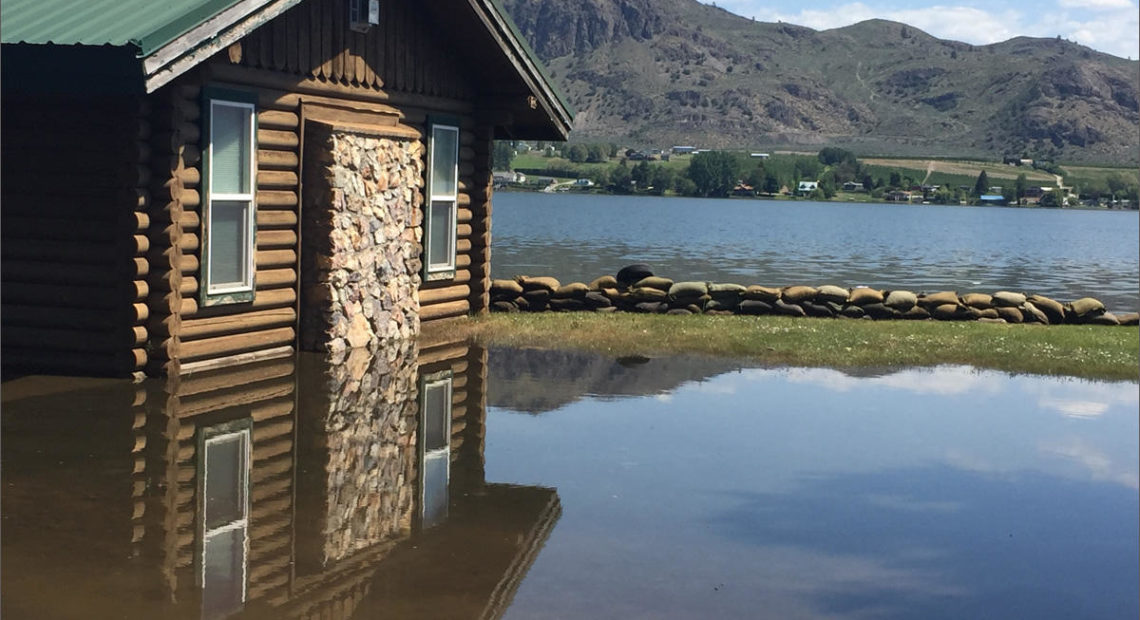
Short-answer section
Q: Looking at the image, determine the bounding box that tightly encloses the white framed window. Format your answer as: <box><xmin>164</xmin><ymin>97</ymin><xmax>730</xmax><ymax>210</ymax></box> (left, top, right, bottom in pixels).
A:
<box><xmin>419</xmin><ymin>371</ymin><xmax>453</xmax><ymax>528</ymax></box>
<box><xmin>424</xmin><ymin>122</ymin><xmax>459</xmax><ymax>280</ymax></box>
<box><xmin>197</xmin><ymin>420</ymin><xmax>251</xmax><ymax>618</ymax></box>
<box><xmin>202</xmin><ymin>89</ymin><xmax>258</xmax><ymax>305</ymax></box>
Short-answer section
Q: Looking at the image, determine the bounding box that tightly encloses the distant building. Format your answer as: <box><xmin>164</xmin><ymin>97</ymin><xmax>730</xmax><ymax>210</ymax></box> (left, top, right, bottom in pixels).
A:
<box><xmin>842</xmin><ymin>181</ymin><xmax>864</xmax><ymax>192</ymax></box>
<box><xmin>885</xmin><ymin>190</ymin><xmax>914</xmax><ymax>202</ymax></box>
<box><xmin>750</xmin><ymin>153</ymin><xmax>770</xmax><ymax>159</ymax></box>
<box><xmin>573</xmin><ymin>178</ymin><xmax>595</xmax><ymax>187</ymax></box>
<box><xmin>672</xmin><ymin>146</ymin><xmax>697</xmax><ymax>154</ymax></box>
<box><xmin>797</xmin><ymin>181</ymin><xmax>819</xmax><ymax>194</ymax></box>
<box><xmin>979</xmin><ymin>194</ymin><xmax>1006</xmax><ymax>204</ymax></box>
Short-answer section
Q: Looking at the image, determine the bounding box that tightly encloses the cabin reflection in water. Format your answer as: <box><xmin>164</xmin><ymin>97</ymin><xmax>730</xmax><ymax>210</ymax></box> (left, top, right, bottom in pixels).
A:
<box><xmin>0</xmin><ymin>337</ymin><xmax>560</xmax><ymax>619</ymax></box>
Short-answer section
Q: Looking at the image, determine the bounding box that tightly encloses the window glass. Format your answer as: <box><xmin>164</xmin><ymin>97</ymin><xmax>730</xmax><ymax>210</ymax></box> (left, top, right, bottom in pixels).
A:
<box><xmin>422</xmin><ymin>451</ymin><xmax>449</xmax><ymax>527</ymax></box>
<box><xmin>430</xmin><ymin>126</ymin><xmax>458</xmax><ymax>198</ymax></box>
<box><xmin>211</xmin><ymin>102</ymin><xmax>250</xmax><ymax>195</ymax></box>
<box><xmin>202</xmin><ymin>526</ymin><xmax>246</xmax><ymax>617</ymax></box>
<box><xmin>204</xmin><ymin>433</ymin><xmax>246</xmax><ymax>530</ymax></box>
<box><xmin>428</xmin><ymin>201</ymin><xmax>453</xmax><ymax>270</ymax></box>
<box><xmin>209</xmin><ymin>201</ymin><xmax>248</xmax><ymax>290</ymax></box>
<box><xmin>423</xmin><ymin>381</ymin><xmax>450</xmax><ymax>451</ymax></box>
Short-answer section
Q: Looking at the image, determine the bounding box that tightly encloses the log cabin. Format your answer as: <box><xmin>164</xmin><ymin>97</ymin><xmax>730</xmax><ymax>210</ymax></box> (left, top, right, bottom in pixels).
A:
<box><xmin>1</xmin><ymin>0</ymin><xmax>572</xmax><ymax>378</ymax></box>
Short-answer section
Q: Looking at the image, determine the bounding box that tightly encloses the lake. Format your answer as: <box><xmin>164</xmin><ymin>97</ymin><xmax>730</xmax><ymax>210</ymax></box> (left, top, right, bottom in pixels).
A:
<box><xmin>491</xmin><ymin>193</ymin><xmax>1140</xmax><ymax>312</ymax></box>
<box><xmin>3</xmin><ymin>343</ymin><xmax>1136</xmax><ymax>619</ymax></box>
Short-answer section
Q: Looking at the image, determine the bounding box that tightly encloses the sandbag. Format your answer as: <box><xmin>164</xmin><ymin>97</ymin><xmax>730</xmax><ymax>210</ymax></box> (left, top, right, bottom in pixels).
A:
<box><xmin>802</xmin><ymin>301</ymin><xmax>835</xmax><ymax>317</ymax></box>
<box><xmin>773</xmin><ymin>299</ymin><xmax>806</xmax><ymax>317</ymax></box>
<box><xmin>634</xmin><ymin>276</ymin><xmax>674</xmax><ymax>291</ymax></box>
<box><xmin>738</xmin><ymin>300</ymin><xmax>773</xmax><ymax>315</ymax></box>
<box><xmin>919</xmin><ymin>291</ymin><xmax>958</xmax><ymax>307</ymax></box>
<box><xmin>1020</xmin><ymin>302</ymin><xmax>1049</xmax><ymax>324</ymax></box>
<box><xmin>630</xmin><ymin>286</ymin><xmax>668</xmax><ymax>301</ymax></box>
<box><xmin>704</xmin><ymin>299</ymin><xmax>740</xmax><ymax>312</ymax></box>
<box><xmin>931</xmin><ymin>303</ymin><xmax>961</xmax><ymax>320</ymax></box>
<box><xmin>883</xmin><ymin>290</ymin><xmax>917</xmax><ymax>311</ymax></box>
<box><xmin>491</xmin><ymin>279</ymin><xmax>524</xmax><ymax>297</ymax></box>
<box><xmin>669</xmin><ymin>281</ymin><xmax>708</xmax><ymax>299</ymax></box>
<box><xmin>901</xmin><ymin>306</ymin><xmax>931</xmax><ymax>320</ymax></box>
<box><xmin>584</xmin><ymin>291</ymin><xmax>613</xmax><ymax>308</ymax></box>
<box><xmin>1117</xmin><ymin>312</ymin><xmax>1139</xmax><ymax>326</ymax></box>
<box><xmin>634</xmin><ymin>301</ymin><xmax>668</xmax><ymax>314</ymax></box>
<box><xmin>743</xmin><ymin>285</ymin><xmax>781</xmax><ymax>302</ymax></box>
<box><xmin>839</xmin><ymin>305</ymin><xmax>865</xmax><ymax>319</ymax></box>
<box><xmin>1086</xmin><ymin>312</ymin><xmax>1119</xmax><ymax>326</ymax></box>
<box><xmin>491</xmin><ymin>301</ymin><xmax>518</xmax><ymax>312</ymax></box>
<box><xmin>976</xmin><ymin>308</ymin><xmax>1000</xmax><ymax>319</ymax></box>
<box><xmin>991</xmin><ymin>291</ymin><xmax>1027</xmax><ymax>307</ymax></box>
<box><xmin>977</xmin><ymin>317</ymin><xmax>1007</xmax><ymax>324</ymax></box>
<box><xmin>517</xmin><ymin>275</ymin><xmax>560</xmax><ymax>292</ymax></box>
<box><xmin>1026</xmin><ymin>295</ymin><xmax>1065</xmax><ymax>323</ymax></box>
<box><xmin>815</xmin><ymin>285</ymin><xmax>849</xmax><ymax>304</ymax></box>
<box><xmin>589</xmin><ymin>275</ymin><xmax>619</xmax><ymax>290</ymax></box>
<box><xmin>549</xmin><ymin>298</ymin><xmax>586</xmax><ymax>312</ymax></box>
<box><xmin>960</xmin><ymin>293</ymin><xmax>992</xmax><ymax>309</ymax></box>
<box><xmin>667</xmin><ymin>308</ymin><xmax>693</xmax><ymax>316</ymax></box>
<box><xmin>861</xmin><ymin>303</ymin><xmax>896</xmax><ymax>320</ymax></box>
<box><xmin>1068</xmin><ymin>297</ymin><xmax>1105</xmax><ymax>318</ymax></box>
<box><xmin>616</xmin><ymin>264</ymin><xmax>654</xmax><ymax>286</ymax></box>
<box><xmin>708</xmin><ymin>282</ymin><xmax>747</xmax><ymax>294</ymax></box>
<box><xmin>782</xmin><ymin>285</ymin><xmax>818</xmax><ymax>304</ymax></box>
<box><xmin>553</xmin><ymin>282</ymin><xmax>589</xmax><ymax>298</ymax></box>
<box><xmin>847</xmin><ymin>287</ymin><xmax>884</xmax><ymax>305</ymax></box>
<box><xmin>996</xmin><ymin>306</ymin><xmax>1023</xmax><ymax>324</ymax></box>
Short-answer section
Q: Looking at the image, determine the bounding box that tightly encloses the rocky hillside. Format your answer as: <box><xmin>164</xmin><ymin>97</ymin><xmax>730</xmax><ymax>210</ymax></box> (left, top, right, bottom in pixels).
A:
<box><xmin>502</xmin><ymin>0</ymin><xmax>1140</xmax><ymax>163</ymax></box>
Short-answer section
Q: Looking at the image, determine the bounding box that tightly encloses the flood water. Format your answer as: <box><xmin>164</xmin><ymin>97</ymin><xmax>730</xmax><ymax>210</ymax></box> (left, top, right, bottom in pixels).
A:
<box><xmin>491</xmin><ymin>193</ymin><xmax>1140</xmax><ymax>312</ymax></box>
<box><xmin>3</xmin><ymin>343</ymin><xmax>1137</xmax><ymax>619</ymax></box>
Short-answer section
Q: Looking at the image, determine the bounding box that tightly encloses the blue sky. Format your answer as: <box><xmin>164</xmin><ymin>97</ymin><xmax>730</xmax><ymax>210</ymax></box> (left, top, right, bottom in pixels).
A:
<box><xmin>705</xmin><ymin>0</ymin><xmax>1140</xmax><ymax>60</ymax></box>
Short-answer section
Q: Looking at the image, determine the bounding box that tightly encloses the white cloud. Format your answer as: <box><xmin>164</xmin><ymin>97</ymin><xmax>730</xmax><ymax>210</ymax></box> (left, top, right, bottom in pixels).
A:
<box><xmin>704</xmin><ymin>1</ymin><xmax>1139</xmax><ymax>59</ymax></box>
<box><xmin>779</xmin><ymin>365</ymin><xmax>1003</xmax><ymax>396</ymax></box>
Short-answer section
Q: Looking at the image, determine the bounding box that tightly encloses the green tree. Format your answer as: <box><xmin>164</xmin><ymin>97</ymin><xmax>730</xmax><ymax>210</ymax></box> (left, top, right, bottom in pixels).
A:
<box><xmin>587</xmin><ymin>143</ymin><xmax>609</xmax><ymax>163</ymax></box>
<box><xmin>566</xmin><ymin>144</ymin><xmax>589</xmax><ymax>163</ymax></box>
<box><xmin>889</xmin><ymin>171</ymin><xmax>902</xmax><ymax>188</ymax></box>
<box><xmin>1015</xmin><ymin>173</ymin><xmax>1028</xmax><ymax>204</ymax></box>
<box><xmin>686</xmin><ymin>151</ymin><xmax>743</xmax><ymax>197</ymax></box>
<box><xmin>973</xmin><ymin>170</ymin><xmax>989</xmax><ymax>196</ymax></box>
<box><xmin>763</xmin><ymin>172</ymin><xmax>781</xmax><ymax>195</ymax></box>
<box><xmin>492</xmin><ymin>141</ymin><xmax>515</xmax><ymax>170</ymax></box>
<box><xmin>1106</xmin><ymin>173</ymin><xmax>1128</xmax><ymax>198</ymax></box>
<box><xmin>1039</xmin><ymin>190</ymin><xmax>1062</xmax><ymax>208</ymax></box>
<box><xmin>609</xmin><ymin>161</ymin><xmax>633</xmax><ymax>193</ymax></box>
<box><xmin>648</xmin><ymin>165</ymin><xmax>675</xmax><ymax>195</ymax></box>
<box><xmin>631</xmin><ymin>161</ymin><xmax>652</xmax><ymax>188</ymax></box>
<box><xmin>673</xmin><ymin>176</ymin><xmax>699</xmax><ymax>196</ymax></box>
<box><xmin>817</xmin><ymin>147</ymin><xmax>856</xmax><ymax>166</ymax></box>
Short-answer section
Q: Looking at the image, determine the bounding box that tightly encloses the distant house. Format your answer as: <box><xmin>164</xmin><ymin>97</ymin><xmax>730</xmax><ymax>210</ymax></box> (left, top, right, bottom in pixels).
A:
<box><xmin>979</xmin><ymin>194</ymin><xmax>1006</xmax><ymax>204</ymax></box>
<box><xmin>493</xmin><ymin>171</ymin><xmax>527</xmax><ymax>186</ymax></box>
<box><xmin>733</xmin><ymin>183</ymin><xmax>756</xmax><ymax>196</ymax></box>
<box><xmin>573</xmin><ymin>178</ymin><xmax>595</xmax><ymax>187</ymax></box>
<box><xmin>797</xmin><ymin>181</ymin><xmax>819</xmax><ymax>194</ymax></box>
<box><xmin>672</xmin><ymin>146</ymin><xmax>697</xmax><ymax>155</ymax></box>
<box><xmin>750</xmin><ymin>153</ymin><xmax>770</xmax><ymax>159</ymax></box>
<box><xmin>885</xmin><ymin>190</ymin><xmax>914</xmax><ymax>202</ymax></box>
<box><xmin>842</xmin><ymin>181</ymin><xmax>864</xmax><ymax>192</ymax></box>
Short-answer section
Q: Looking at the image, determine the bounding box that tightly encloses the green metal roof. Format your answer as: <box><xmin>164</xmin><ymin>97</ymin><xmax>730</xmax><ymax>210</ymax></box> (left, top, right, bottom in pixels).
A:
<box><xmin>0</xmin><ymin>0</ymin><xmax>241</xmax><ymax>56</ymax></box>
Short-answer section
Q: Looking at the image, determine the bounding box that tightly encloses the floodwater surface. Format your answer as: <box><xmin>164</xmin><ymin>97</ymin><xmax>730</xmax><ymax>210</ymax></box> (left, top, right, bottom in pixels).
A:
<box><xmin>491</xmin><ymin>193</ymin><xmax>1140</xmax><ymax>312</ymax></box>
<box><xmin>2</xmin><ymin>345</ymin><xmax>1137</xmax><ymax>619</ymax></box>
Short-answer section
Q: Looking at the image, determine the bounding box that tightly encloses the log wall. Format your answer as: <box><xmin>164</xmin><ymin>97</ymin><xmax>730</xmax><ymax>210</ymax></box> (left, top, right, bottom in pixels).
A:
<box><xmin>1</xmin><ymin>94</ymin><xmax>151</xmax><ymax>377</ymax></box>
<box><xmin>150</xmin><ymin>0</ymin><xmax>494</xmax><ymax>372</ymax></box>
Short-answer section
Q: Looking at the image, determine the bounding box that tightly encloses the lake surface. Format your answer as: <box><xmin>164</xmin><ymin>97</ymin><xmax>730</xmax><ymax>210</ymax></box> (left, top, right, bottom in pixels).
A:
<box><xmin>491</xmin><ymin>193</ymin><xmax>1140</xmax><ymax>312</ymax></box>
<box><xmin>3</xmin><ymin>344</ymin><xmax>1137</xmax><ymax>619</ymax></box>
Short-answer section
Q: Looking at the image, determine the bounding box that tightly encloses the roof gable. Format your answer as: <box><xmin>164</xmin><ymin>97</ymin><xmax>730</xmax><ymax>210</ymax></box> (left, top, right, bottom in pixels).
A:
<box><xmin>2</xmin><ymin>0</ymin><xmax>572</xmax><ymax>138</ymax></box>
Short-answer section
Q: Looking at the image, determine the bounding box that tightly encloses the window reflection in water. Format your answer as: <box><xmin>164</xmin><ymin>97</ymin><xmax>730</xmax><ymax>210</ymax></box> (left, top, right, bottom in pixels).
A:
<box><xmin>420</xmin><ymin>371</ymin><xmax>453</xmax><ymax>529</ymax></box>
<box><xmin>199</xmin><ymin>423</ymin><xmax>251</xmax><ymax>619</ymax></box>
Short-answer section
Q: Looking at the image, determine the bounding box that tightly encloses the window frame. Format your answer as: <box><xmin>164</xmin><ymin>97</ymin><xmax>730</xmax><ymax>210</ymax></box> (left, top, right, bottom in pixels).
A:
<box><xmin>423</xmin><ymin>119</ymin><xmax>460</xmax><ymax>281</ymax></box>
<box><xmin>195</xmin><ymin>418</ymin><xmax>252</xmax><ymax>616</ymax></box>
<box><xmin>201</xmin><ymin>87</ymin><xmax>259</xmax><ymax>306</ymax></box>
<box><xmin>418</xmin><ymin>369</ymin><xmax>453</xmax><ymax>529</ymax></box>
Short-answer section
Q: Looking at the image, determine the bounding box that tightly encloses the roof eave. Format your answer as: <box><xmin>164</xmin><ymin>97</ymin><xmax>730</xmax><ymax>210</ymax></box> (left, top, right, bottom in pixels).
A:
<box><xmin>472</xmin><ymin>0</ymin><xmax>574</xmax><ymax>140</ymax></box>
<box><xmin>140</xmin><ymin>0</ymin><xmax>303</xmax><ymax>93</ymax></box>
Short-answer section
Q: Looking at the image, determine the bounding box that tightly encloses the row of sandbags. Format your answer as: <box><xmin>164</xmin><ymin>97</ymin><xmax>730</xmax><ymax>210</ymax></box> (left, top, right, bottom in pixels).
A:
<box><xmin>488</xmin><ymin>265</ymin><xmax>1138</xmax><ymax>326</ymax></box>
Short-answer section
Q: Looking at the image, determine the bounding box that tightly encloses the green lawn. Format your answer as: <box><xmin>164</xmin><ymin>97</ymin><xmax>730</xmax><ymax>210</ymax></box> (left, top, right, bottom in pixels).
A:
<box><xmin>463</xmin><ymin>313</ymin><xmax>1139</xmax><ymax>382</ymax></box>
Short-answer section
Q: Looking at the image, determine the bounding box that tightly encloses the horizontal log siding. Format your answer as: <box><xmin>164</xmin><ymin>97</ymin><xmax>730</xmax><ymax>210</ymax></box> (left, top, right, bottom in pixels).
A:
<box><xmin>145</xmin><ymin>359</ymin><xmax>296</xmax><ymax>601</ymax></box>
<box><xmin>0</xmin><ymin>94</ymin><xmax>149</xmax><ymax>376</ymax></box>
<box><xmin>237</xmin><ymin>0</ymin><xmax>473</xmax><ymax>101</ymax></box>
<box><xmin>173</xmin><ymin>74</ymin><xmax>301</xmax><ymax>368</ymax></box>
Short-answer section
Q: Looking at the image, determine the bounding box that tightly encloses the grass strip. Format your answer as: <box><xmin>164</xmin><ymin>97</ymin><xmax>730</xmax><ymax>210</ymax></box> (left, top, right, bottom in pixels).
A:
<box><xmin>464</xmin><ymin>313</ymin><xmax>1139</xmax><ymax>382</ymax></box>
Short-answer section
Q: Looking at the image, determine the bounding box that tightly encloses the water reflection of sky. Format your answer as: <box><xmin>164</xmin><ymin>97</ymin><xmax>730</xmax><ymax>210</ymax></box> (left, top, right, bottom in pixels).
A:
<box><xmin>487</xmin><ymin>362</ymin><xmax>1139</xmax><ymax>619</ymax></box>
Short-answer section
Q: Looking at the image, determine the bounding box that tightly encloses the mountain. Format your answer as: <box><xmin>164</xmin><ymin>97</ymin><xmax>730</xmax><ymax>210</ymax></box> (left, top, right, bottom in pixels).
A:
<box><xmin>501</xmin><ymin>0</ymin><xmax>1140</xmax><ymax>164</ymax></box>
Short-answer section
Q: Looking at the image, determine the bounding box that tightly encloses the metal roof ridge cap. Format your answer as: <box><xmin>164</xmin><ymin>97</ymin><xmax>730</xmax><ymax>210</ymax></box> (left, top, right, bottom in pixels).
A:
<box><xmin>133</xmin><ymin>0</ymin><xmax>252</xmax><ymax>57</ymax></box>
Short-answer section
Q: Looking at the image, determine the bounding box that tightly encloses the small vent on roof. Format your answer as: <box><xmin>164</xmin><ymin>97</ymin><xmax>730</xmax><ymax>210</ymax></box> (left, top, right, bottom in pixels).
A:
<box><xmin>349</xmin><ymin>0</ymin><xmax>380</xmax><ymax>33</ymax></box>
